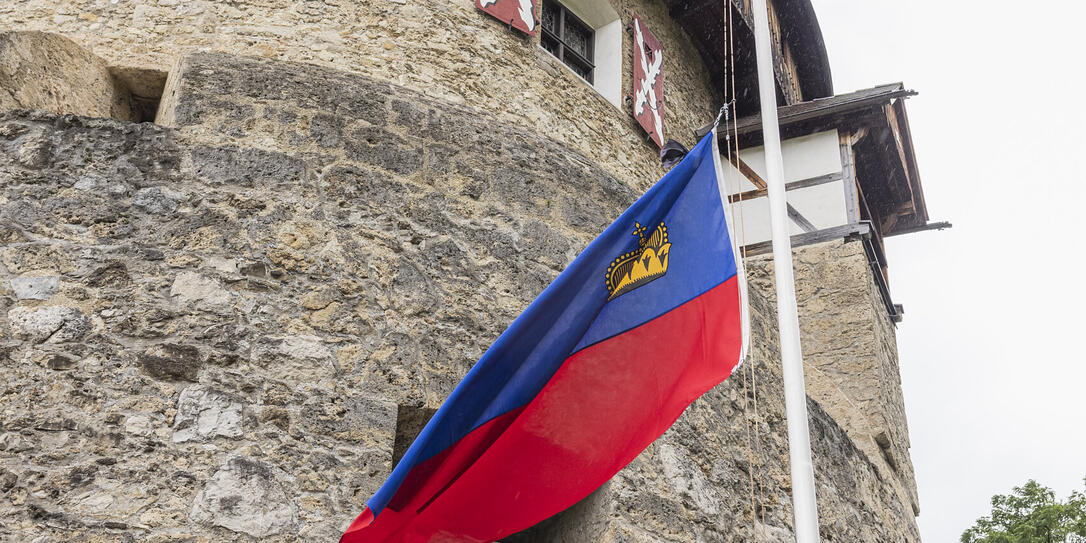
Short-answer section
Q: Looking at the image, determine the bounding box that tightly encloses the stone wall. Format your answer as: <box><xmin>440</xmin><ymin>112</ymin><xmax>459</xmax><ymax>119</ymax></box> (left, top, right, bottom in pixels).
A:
<box><xmin>0</xmin><ymin>53</ymin><xmax>921</xmax><ymax>541</ymax></box>
<box><xmin>0</xmin><ymin>0</ymin><xmax>721</xmax><ymax>186</ymax></box>
<box><xmin>0</xmin><ymin>31</ymin><xmax>135</xmax><ymax>121</ymax></box>
<box><xmin>748</xmin><ymin>240</ymin><xmax>921</xmax><ymax>517</ymax></box>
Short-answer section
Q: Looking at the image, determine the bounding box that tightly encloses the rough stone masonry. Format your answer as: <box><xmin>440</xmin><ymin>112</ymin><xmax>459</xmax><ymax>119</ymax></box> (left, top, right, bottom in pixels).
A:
<box><xmin>0</xmin><ymin>53</ymin><xmax>920</xmax><ymax>542</ymax></box>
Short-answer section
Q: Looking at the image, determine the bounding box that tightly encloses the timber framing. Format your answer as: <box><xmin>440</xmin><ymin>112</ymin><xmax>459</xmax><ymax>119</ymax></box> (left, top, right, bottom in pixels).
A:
<box><xmin>721</xmin><ymin>83</ymin><xmax>932</xmax><ymax>238</ymax></box>
<box><xmin>714</xmin><ymin>83</ymin><xmax>947</xmax><ymax>322</ymax></box>
<box><xmin>742</xmin><ymin>222</ymin><xmax>870</xmax><ymax>257</ymax></box>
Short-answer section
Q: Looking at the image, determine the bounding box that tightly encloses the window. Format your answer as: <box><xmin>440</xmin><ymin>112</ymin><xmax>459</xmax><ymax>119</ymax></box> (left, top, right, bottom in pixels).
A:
<box><xmin>540</xmin><ymin>0</ymin><xmax>595</xmax><ymax>83</ymax></box>
<box><xmin>536</xmin><ymin>0</ymin><xmax>621</xmax><ymax>109</ymax></box>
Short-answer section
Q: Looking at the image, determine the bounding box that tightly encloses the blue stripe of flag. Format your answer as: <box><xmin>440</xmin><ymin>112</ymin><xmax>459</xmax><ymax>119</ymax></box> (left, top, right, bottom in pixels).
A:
<box><xmin>367</xmin><ymin>132</ymin><xmax>735</xmax><ymax>515</ymax></box>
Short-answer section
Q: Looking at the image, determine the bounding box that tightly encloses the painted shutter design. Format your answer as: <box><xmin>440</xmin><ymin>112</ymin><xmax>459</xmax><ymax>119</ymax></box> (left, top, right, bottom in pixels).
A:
<box><xmin>632</xmin><ymin>14</ymin><xmax>664</xmax><ymax>148</ymax></box>
<box><xmin>476</xmin><ymin>0</ymin><xmax>538</xmax><ymax>35</ymax></box>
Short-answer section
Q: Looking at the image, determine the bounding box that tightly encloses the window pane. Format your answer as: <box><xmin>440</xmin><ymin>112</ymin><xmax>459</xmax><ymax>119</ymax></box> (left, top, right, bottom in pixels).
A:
<box><xmin>539</xmin><ymin>0</ymin><xmax>594</xmax><ymax>83</ymax></box>
<box><xmin>541</xmin><ymin>32</ymin><xmax>560</xmax><ymax>58</ymax></box>
<box><xmin>541</xmin><ymin>0</ymin><xmax>559</xmax><ymax>34</ymax></box>
<box><xmin>563</xmin><ymin>17</ymin><xmax>591</xmax><ymax>59</ymax></box>
<box><xmin>565</xmin><ymin>57</ymin><xmax>592</xmax><ymax>81</ymax></box>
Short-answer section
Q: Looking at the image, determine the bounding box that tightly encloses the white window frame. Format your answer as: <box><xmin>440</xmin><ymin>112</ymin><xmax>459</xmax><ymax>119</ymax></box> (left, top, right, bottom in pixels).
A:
<box><xmin>540</xmin><ymin>0</ymin><xmax>622</xmax><ymax>109</ymax></box>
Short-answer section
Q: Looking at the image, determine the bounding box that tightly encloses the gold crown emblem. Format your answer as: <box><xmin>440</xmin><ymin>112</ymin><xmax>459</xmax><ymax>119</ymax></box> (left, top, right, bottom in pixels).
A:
<box><xmin>605</xmin><ymin>221</ymin><xmax>671</xmax><ymax>300</ymax></box>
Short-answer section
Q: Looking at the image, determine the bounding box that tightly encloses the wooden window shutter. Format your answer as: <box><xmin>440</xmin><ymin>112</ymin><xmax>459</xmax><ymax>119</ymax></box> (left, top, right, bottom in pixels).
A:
<box><xmin>631</xmin><ymin>13</ymin><xmax>664</xmax><ymax>148</ymax></box>
<box><xmin>476</xmin><ymin>0</ymin><xmax>539</xmax><ymax>35</ymax></box>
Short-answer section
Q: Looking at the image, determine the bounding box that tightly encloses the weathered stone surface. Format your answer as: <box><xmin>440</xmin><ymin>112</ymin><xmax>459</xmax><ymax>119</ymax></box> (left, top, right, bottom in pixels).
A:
<box><xmin>0</xmin><ymin>0</ymin><xmax>732</xmax><ymax>190</ymax></box>
<box><xmin>7</xmin><ymin>306</ymin><xmax>90</xmax><ymax>343</ymax></box>
<box><xmin>190</xmin><ymin>145</ymin><xmax>306</xmax><ymax>188</ymax></box>
<box><xmin>190</xmin><ymin>457</ymin><xmax>297</xmax><ymax>537</ymax></box>
<box><xmin>0</xmin><ymin>0</ymin><xmax>727</xmax><ymax>229</ymax></box>
<box><xmin>123</xmin><ymin>414</ymin><xmax>153</xmax><ymax>436</ymax></box>
<box><xmin>170</xmin><ymin>271</ymin><xmax>232</xmax><ymax>308</ymax></box>
<box><xmin>172</xmin><ymin>385</ymin><xmax>245</xmax><ymax>442</ymax></box>
<box><xmin>137</xmin><ymin>343</ymin><xmax>202</xmax><ymax>381</ymax></box>
<box><xmin>9</xmin><ymin>275</ymin><xmax>58</xmax><ymax>300</ymax></box>
<box><xmin>749</xmin><ymin>240</ymin><xmax>921</xmax><ymax>515</ymax></box>
<box><xmin>131</xmin><ymin>186</ymin><xmax>181</xmax><ymax>214</ymax></box>
<box><xmin>0</xmin><ymin>31</ymin><xmax>134</xmax><ymax>120</ymax></box>
<box><xmin>658</xmin><ymin>442</ymin><xmax>721</xmax><ymax>517</ymax></box>
<box><xmin>0</xmin><ymin>468</ymin><xmax>16</xmax><ymax>491</ymax></box>
<box><xmin>299</xmin><ymin>287</ymin><xmax>335</xmax><ymax>310</ymax></box>
<box><xmin>0</xmin><ymin>53</ymin><xmax>920</xmax><ymax>542</ymax></box>
<box><xmin>251</xmin><ymin>335</ymin><xmax>337</xmax><ymax>384</ymax></box>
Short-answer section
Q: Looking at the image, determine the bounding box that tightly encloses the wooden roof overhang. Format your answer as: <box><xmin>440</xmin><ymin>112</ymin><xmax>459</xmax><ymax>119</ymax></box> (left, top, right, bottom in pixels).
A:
<box><xmin>663</xmin><ymin>0</ymin><xmax>833</xmax><ymax>109</ymax></box>
<box><xmin>730</xmin><ymin>83</ymin><xmax>931</xmax><ymax>237</ymax></box>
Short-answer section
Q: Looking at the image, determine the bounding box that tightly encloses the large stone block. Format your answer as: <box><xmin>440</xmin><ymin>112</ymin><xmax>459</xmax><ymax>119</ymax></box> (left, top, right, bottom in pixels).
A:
<box><xmin>137</xmin><ymin>343</ymin><xmax>203</xmax><ymax>382</ymax></box>
<box><xmin>0</xmin><ymin>32</ymin><xmax>133</xmax><ymax>120</ymax></box>
<box><xmin>7</xmin><ymin>305</ymin><xmax>90</xmax><ymax>343</ymax></box>
<box><xmin>8</xmin><ymin>275</ymin><xmax>59</xmax><ymax>300</ymax></box>
<box><xmin>190</xmin><ymin>457</ymin><xmax>297</xmax><ymax>537</ymax></box>
<box><xmin>172</xmin><ymin>385</ymin><xmax>245</xmax><ymax>442</ymax></box>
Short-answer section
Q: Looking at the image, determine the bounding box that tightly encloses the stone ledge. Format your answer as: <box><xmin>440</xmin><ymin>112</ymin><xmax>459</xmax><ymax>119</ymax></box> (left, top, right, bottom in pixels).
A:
<box><xmin>0</xmin><ymin>31</ymin><xmax>135</xmax><ymax>121</ymax></box>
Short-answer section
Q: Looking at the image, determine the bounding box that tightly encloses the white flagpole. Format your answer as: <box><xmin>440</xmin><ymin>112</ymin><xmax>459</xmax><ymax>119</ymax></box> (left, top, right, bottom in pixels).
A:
<box><xmin>749</xmin><ymin>0</ymin><xmax>821</xmax><ymax>541</ymax></box>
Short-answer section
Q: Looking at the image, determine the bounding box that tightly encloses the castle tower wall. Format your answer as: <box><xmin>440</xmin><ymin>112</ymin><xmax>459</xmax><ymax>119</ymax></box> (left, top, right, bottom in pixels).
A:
<box><xmin>749</xmin><ymin>240</ymin><xmax>921</xmax><ymax>516</ymax></box>
<box><xmin>0</xmin><ymin>53</ymin><xmax>921</xmax><ymax>541</ymax></box>
<box><xmin>0</xmin><ymin>0</ymin><xmax>722</xmax><ymax>184</ymax></box>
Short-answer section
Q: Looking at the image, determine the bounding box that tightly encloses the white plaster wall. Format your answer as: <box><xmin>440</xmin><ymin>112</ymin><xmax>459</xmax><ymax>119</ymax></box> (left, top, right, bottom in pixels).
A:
<box><xmin>592</xmin><ymin>19</ymin><xmax>622</xmax><ymax>108</ymax></box>
<box><xmin>721</xmin><ymin>130</ymin><xmax>845</xmax><ymax>246</ymax></box>
<box><xmin>789</xmin><ymin>179</ymin><xmax>848</xmax><ymax>230</ymax></box>
<box><xmin>741</xmin><ymin>130</ymin><xmax>842</xmax><ymax>185</ymax></box>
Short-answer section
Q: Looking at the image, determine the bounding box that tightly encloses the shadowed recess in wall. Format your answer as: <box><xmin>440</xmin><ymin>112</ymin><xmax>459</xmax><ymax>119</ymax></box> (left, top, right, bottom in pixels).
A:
<box><xmin>0</xmin><ymin>31</ymin><xmax>164</xmax><ymax>123</ymax></box>
<box><xmin>392</xmin><ymin>405</ymin><xmax>438</xmax><ymax>470</ymax></box>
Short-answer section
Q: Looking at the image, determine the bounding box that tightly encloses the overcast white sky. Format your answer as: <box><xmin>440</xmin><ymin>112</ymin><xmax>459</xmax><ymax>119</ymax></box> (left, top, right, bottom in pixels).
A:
<box><xmin>807</xmin><ymin>0</ymin><xmax>1086</xmax><ymax>540</ymax></box>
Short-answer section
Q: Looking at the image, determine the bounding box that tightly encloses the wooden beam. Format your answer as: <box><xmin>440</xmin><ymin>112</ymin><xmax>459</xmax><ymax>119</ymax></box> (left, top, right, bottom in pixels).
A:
<box><xmin>730</xmin><ymin>86</ymin><xmax>917</xmax><ymax>137</ymax></box>
<box><xmin>741</xmin><ymin>222</ymin><xmax>871</xmax><ymax>257</ymax></box>
<box><xmin>893</xmin><ymin>99</ymin><xmax>929</xmax><ymax>223</ymax></box>
<box><xmin>725</xmin><ymin>153</ymin><xmax>821</xmax><ymax>233</ymax></box>
<box><xmin>884</xmin><ymin>221</ymin><xmax>953</xmax><ymax>237</ymax></box>
<box><xmin>839</xmin><ymin>132</ymin><xmax>860</xmax><ymax>224</ymax></box>
<box><xmin>849</xmin><ymin>126</ymin><xmax>869</xmax><ymax>145</ymax></box>
<box><xmin>787</xmin><ymin>204</ymin><xmax>817</xmax><ymax>232</ymax></box>
<box><xmin>728</xmin><ymin>171</ymin><xmax>842</xmax><ymax>203</ymax></box>
<box><xmin>884</xmin><ymin>103</ymin><xmax>916</xmax><ymax>205</ymax></box>
<box><xmin>729</xmin><ymin>155</ymin><xmax>767</xmax><ymax>189</ymax></box>
<box><xmin>882</xmin><ymin>211</ymin><xmax>900</xmax><ymax>234</ymax></box>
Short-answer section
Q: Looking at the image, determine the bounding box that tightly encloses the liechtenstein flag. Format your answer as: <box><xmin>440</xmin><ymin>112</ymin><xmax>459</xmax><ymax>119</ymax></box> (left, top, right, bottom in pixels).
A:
<box><xmin>341</xmin><ymin>130</ymin><xmax>749</xmax><ymax>542</ymax></box>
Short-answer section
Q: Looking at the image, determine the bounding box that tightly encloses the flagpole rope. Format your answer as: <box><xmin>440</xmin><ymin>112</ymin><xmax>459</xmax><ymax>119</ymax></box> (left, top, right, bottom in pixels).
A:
<box><xmin>719</xmin><ymin>2</ymin><xmax>761</xmax><ymax>541</ymax></box>
<box><xmin>723</xmin><ymin>0</ymin><xmax>768</xmax><ymax>538</ymax></box>
<box><xmin>733</xmin><ymin>33</ymin><xmax>769</xmax><ymax>543</ymax></box>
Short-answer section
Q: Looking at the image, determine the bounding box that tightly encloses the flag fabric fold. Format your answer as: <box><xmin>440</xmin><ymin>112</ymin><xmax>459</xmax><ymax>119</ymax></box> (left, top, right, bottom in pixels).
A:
<box><xmin>342</xmin><ymin>130</ymin><xmax>748</xmax><ymax>543</ymax></box>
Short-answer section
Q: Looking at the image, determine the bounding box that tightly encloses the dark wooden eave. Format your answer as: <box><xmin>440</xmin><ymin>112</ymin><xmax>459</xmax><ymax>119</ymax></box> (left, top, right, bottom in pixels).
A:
<box><xmin>774</xmin><ymin>0</ymin><xmax>833</xmax><ymax>99</ymax></box>
<box><xmin>731</xmin><ymin>83</ymin><xmax>916</xmax><ymax>140</ymax></box>
<box><xmin>663</xmin><ymin>0</ymin><xmax>833</xmax><ymax>109</ymax></box>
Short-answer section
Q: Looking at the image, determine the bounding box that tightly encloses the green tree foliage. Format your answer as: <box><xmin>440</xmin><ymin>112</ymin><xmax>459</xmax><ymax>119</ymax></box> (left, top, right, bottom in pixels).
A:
<box><xmin>962</xmin><ymin>479</ymin><xmax>1086</xmax><ymax>543</ymax></box>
